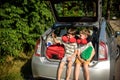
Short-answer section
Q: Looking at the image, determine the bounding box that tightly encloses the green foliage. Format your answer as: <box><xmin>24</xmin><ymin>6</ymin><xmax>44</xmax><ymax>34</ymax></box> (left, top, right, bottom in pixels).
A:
<box><xmin>102</xmin><ymin>0</ymin><xmax>120</xmax><ymax>18</ymax></box>
<box><xmin>0</xmin><ymin>72</ymin><xmax>23</xmax><ymax>80</ymax></box>
<box><xmin>0</xmin><ymin>29</ymin><xmax>21</xmax><ymax>56</ymax></box>
<box><xmin>0</xmin><ymin>0</ymin><xmax>54</xmax><ymax>60</ymax></box>
<box><xmin>102</xmin><ymin>0</ymin><xmax>107</xmax><ymax>17</ymax></box>
<box><xmin>110</xmin><ymin>0</ymin><xmax>120</xmax><ymax>17</ymax></box>
<box><xmin>55</xmin><ymin>1</ymin><xmax>95</xmax><ymax>17</ymax></box>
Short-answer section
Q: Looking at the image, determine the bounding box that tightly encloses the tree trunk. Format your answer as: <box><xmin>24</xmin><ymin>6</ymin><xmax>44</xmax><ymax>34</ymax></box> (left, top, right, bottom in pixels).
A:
<box><xmin>106</xmin><ymin>0</ymin><xmax>111</xmax><ymax>21</ymax></box>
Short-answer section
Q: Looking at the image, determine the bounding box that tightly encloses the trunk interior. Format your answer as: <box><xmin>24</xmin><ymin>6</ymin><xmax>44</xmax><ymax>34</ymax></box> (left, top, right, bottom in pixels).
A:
<box><xmin>44</xmin><ymin>26</ymin><xmax>99</xmax><ymax>62</ymax></box>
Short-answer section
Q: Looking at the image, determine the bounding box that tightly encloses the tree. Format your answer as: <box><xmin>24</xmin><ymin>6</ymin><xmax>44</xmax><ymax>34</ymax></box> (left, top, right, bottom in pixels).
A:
<box><xmin>0</xmin><ymin>0</ymin><xmax>54</xmax><ymax>61</ymax></box>
<box><xmin>106</xmin><ymin>0</ymin><xmax>111</xmax><ymax>20</ymax></box>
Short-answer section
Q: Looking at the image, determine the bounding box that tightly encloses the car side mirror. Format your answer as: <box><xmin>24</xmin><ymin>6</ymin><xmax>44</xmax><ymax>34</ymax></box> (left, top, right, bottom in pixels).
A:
<box><xmin>115</xmin><ymin>31</ymin><xmax>120</xmax><ymax>37</ymax></box>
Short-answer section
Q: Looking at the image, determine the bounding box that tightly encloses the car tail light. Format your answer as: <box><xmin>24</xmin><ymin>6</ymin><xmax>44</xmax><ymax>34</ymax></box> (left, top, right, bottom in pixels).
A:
<box><xmin>98</xmin><ymin>41</ymin><xmax>108</xmax><ymax>60</ymax></box>
<box><xmin>34</xmin><ymin>39</ymin><xmax>41</xmax><ymax>57</ymax></box>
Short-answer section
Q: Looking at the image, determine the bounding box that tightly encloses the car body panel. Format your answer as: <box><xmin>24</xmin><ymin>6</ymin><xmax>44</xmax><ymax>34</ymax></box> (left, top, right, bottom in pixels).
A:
<box><xmin>32</xmin><ymin>55</ymin><xmax>110</xmax><ymax>80</ymax></box>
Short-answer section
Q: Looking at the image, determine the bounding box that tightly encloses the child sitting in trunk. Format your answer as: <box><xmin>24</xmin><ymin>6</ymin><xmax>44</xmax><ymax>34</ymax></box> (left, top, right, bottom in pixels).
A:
<box><xmin>75</xmin><ymin>29</ymin><xmax>95</xmax><ymax>80</ymax></box>
<box><xmin>52</xmin><ymin>28</ymin><xmax>77</xmax><ymax>80</ymax></box>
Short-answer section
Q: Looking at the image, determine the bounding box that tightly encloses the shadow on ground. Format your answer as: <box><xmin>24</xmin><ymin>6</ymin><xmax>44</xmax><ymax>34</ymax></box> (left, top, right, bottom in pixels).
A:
<box><xmin>20</xmin><ymin>58</ymin><xmax>56</xmax><ymax>80</ymax></box>
<box><xmin>21</xmin><ymin>58</ymin><xmax>34</xmax><ymax>80</ymax></box>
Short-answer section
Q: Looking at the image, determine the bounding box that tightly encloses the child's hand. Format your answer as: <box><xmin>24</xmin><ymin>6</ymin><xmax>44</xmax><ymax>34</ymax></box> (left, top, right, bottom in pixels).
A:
<box><xmin>86</xmin><ymin>59</ymin><xmax>91</xmax><ymax>62</ymax></box>
<box><xmin>52</xmin><ymin>33</ymin><xmax>56</xmax><ymax>38</ymax></box>
<box><xmin>80</xmin><ymin>58</ymin><xmax>85</xmax><ymax>63</ymax></box>
<box><xmin>78</xmin><ymin>56</ymin><xmax>85</xmax><ymax>63</ymax></box>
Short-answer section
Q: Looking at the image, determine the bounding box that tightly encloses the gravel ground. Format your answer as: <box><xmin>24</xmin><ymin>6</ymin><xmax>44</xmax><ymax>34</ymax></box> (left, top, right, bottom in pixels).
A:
<box><xmin>115</xmin><ymin>56</ymin><xmax>120</xmax><ymax>80</ymax></box>
<box><xmin>110</xmin><ymin>19</ymin><xmax>120</xmax><ymax>45</ymax></box>
<box><xmin>110</xmin><ymin>20</ymin><xmax>120</xmax><ymax>30</ymax></box>
<box><xmin>110</xmin><ymin>19</ymin><xmax>120</xmax><ymax>80</ymax></box>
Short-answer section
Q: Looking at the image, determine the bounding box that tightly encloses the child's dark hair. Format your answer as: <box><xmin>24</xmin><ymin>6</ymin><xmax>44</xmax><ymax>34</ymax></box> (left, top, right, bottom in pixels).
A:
<box><xmin>80</xmin><ymin>29</ymin><xmax>90</xmax><ymax>37</ymax></box>
<box><xmin>67</xmin><ymin>28</ymin><xmax>76</xmax><ymax>35</ymax></box>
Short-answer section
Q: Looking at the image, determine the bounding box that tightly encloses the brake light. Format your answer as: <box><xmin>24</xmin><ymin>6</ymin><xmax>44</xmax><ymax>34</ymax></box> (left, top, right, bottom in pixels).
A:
<box><xmin>98</xmin><ymin>41</ymin><xmax>108</xmax><ymax>60</ymax></box>
<box><xmin>34</xmin><ymin>39</ymin><xmax>41</xmax><ymax>57</ymax></box>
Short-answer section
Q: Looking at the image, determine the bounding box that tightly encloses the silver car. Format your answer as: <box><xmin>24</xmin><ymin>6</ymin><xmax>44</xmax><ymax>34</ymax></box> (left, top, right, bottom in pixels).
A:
<box><xmin>31</xmin><ymin>0</ymin><xmax>120</xmax><ymax>80</ymax></box>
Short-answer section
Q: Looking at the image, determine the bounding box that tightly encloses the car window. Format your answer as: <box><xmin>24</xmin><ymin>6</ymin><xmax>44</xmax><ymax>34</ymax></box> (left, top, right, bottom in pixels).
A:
<box><xmin>49</xmin><ymin>0</ymin><xmax>100</xmax><ymax>22</ymax></box>
<box><xmin>54</xmin><ymin>26</ymin><xmax>96</xmax><ymax>38</ymax></box>
<box><xmin>54</xmin><ymin>27</ymin><xmax>68</xmax><ymax>37</ymax></box>
<box><xmin>54</xmin><ymin>1</ymin><xmax>97</xmax><ymax>17</ymax></box>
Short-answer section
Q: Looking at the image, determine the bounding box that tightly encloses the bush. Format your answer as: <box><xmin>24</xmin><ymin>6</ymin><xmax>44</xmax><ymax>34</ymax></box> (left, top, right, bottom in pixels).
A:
<box><xmin>0</xmin><ymin>0</ymin><xmax>54</xmax><ymax>61</ymax></box>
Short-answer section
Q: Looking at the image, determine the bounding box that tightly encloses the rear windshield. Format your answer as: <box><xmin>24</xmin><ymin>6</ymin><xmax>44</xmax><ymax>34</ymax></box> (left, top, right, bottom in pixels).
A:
<box><xmin>54</xmin><ymin>1</ymin><xmax>97</xmax><ymax>17</ymax></box>
<box><xmin>50</xmin><ymin>0</ymin><xmax>98</xmax><ymax>22</ymax></box>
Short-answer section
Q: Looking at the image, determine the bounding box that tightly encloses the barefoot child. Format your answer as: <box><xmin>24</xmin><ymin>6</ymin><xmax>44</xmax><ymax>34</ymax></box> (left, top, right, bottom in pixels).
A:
<box><xmin>75</xmin><ymin>29</ymin><xmax>95</xmax><ymax>80</ymax></box>
<box><xmin>52</xmin><ymin>28</ymin><xmax>77</xmax><ymax>80</ymax></box>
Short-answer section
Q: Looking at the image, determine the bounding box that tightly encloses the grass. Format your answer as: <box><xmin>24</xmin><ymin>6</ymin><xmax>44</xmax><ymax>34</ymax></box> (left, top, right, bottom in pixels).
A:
<box><xmin>0</xmin><ymin>73</ymin><xmax>23</xmax><ymax>80</ymax></box>
<box><xmin>0</xmin><ymin>53</ymin><xmax>33</xmax><ymax>80</ymax></box>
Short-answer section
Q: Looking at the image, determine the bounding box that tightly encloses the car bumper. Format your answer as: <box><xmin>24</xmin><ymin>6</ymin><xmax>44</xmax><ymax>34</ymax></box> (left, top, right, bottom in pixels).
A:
<box><xmin>32</xmin><ymin>56</ymin><xmax>110</xmax><ymax>80</ymax></box>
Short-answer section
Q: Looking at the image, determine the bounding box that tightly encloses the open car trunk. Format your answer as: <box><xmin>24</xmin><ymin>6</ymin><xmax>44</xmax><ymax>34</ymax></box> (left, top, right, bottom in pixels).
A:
<box><xmin>45</xmin><ymin>25</ymin><xmax>99</xmax><ymax>62</ymax></box>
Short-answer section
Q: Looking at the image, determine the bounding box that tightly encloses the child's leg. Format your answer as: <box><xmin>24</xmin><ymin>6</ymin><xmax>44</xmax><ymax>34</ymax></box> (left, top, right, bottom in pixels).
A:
<box><xmin>66</xmin><ymin>61</ymin><xmax>73</xmax><ymax>80</ymax></box>
<box><xmin>83</xmin><ymin>63</ymin><xmax>90</xmax><ymax>80</ymax></box>
<box><xmin>57</xmin><ymin>61</ymin><xmax>65</xmax><ymax>80</ymax></box>
<box><xmin>75</xmin><ymin>63</ymin><xmax>81</xmax><ymax>80</ymax></box>
<box><xmin>75</xmin><ymin>58</ymin><xmax>82</xmax><ymax>80</ymax></box>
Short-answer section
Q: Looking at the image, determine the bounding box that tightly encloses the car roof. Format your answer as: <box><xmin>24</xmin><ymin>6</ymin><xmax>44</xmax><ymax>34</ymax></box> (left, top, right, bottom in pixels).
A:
<box><xmin>48</xmin><ymin>0</ymin><xmax>102</xmax><ymax>22</ymax></box>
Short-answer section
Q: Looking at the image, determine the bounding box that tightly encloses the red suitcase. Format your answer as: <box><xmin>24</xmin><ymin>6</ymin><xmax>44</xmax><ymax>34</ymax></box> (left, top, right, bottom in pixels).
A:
<box><xmin>46</xmin><ymin>44</ymin><xmax>65</xmax><ymax>60</ymax></box>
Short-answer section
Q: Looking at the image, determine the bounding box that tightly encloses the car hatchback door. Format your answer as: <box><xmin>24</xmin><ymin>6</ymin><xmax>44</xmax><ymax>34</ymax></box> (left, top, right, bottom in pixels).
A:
<box><xmin>48</xmin><ymin>0</ymin><xmax>102</xmax><ymax>22</ymax></box>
